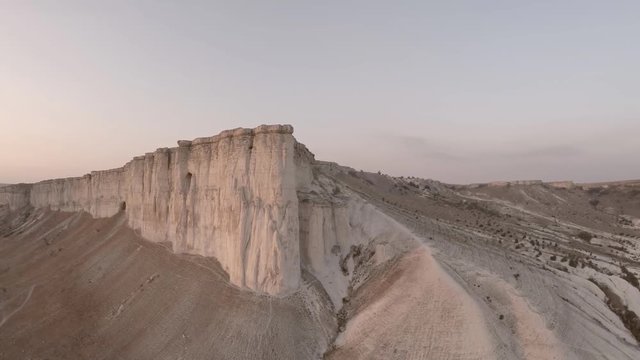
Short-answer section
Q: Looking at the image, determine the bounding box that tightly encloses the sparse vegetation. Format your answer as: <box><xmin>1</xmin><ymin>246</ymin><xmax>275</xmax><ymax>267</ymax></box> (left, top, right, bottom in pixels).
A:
<box><xmin>337</xmin><ymin>308</ymin><xmax>348</xmax><ymax>333</ymax></box>
<box><xmin>621</xmin><ymin>266</ymin><xmax>640</xmax><ymax>289</ymax></box>
<box><xmin>608</xmin><ymin>245</ymin><xmax>626</xmax><ymax>252</ymax></box>
<box><xmin>568</xmin><ymin>256</ymin><xmax>579</xmax><ymax>268</ymax></box>
<box><xmin>590</xmin><ymin>279</ymin><xmax>640</xmax><ymax>343</ymax></box>
<box><xmin>577</xmin><ymin>231</ymin><xmax>593</xmax><ymax>243</ymax></box>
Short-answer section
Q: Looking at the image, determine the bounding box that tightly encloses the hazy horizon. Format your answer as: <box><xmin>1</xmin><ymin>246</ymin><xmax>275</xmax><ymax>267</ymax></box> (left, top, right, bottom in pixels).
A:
<box><xmin>2</xmin><ymin>1</ymin><xmax>639</xmax><ymax>184</ymax></box>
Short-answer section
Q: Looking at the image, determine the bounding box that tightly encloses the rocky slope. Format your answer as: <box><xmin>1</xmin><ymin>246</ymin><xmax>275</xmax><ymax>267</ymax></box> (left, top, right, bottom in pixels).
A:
<box><xmin>331</xmin><ymin>168</ymin><xmax>640</xmax><ymax>359</ymax></box>
<box><xmin>2</xmin><ymin>125</ymin><xmax>640</xmax><ymax>359</ymax></box>
<box><xmin>0</xmin><ymin>208</ymin><xmax>334</xmax><ymax>360</ymax></box>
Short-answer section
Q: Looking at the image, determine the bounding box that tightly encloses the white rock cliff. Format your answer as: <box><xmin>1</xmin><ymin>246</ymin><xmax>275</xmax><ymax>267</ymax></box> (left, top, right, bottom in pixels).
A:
<box><xmin>0</xmin><ymin>124</ymin><xmax>312</xmax><ymax>295</ymax></box>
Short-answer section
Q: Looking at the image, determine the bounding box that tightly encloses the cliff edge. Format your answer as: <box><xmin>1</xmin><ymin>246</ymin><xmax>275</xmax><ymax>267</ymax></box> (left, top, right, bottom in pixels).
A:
<box><xmin>0</xmin><ymin>124</ymin><xmax>312</xmax><ymax>296</ymax></box>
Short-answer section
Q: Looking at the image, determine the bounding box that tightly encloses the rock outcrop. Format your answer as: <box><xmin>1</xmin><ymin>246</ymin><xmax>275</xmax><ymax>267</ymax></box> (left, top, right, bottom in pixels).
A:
<box><xmin>0</xmin><ymin>124</ymin><xmax>312</xmax><ymax>296</ymax></box>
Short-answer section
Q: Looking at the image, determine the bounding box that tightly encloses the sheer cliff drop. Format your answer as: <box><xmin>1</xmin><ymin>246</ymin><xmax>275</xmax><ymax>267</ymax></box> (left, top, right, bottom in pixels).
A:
<box><xmin>0</xmin><ymin>125</ymin><xmax>308</xmax><ymax>295</ymax></box>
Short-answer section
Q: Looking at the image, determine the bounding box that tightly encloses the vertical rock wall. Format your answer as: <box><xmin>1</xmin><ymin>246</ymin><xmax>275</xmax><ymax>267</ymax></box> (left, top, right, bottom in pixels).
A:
<box><xmin>0</xmin><ymin>124</ymin><xmax>311</xmax><ymax>296</ymax></box>
<box><xmin>0</xmin><ymin>184</ymin><xmax>31</xmax><ymax>209</ymax></box>
<box><xmin>298</xmin><ymin>194</ymin><xmax>416</xmax><ymax>306</ymax></box>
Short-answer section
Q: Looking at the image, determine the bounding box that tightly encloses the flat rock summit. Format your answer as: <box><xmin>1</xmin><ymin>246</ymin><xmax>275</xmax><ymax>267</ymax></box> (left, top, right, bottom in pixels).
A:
<box><xmin>1</xmin><ymin>125</ymin><xmax>640</xmax><ymax>360</ymax></box>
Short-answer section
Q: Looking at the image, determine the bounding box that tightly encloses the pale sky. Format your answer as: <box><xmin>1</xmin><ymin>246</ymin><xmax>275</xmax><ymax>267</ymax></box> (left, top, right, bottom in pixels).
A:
<box><xmin>1</xmin><ymin>1</ymin><xmax>639</xmax><ymax>184</ymax></box>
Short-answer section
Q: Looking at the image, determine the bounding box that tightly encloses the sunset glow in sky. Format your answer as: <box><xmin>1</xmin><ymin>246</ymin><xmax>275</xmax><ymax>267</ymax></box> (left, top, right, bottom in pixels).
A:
<box><xmin>1</xmin><ymin>1</ymin><xmax>639</xmax><ymax>184</ymax></box>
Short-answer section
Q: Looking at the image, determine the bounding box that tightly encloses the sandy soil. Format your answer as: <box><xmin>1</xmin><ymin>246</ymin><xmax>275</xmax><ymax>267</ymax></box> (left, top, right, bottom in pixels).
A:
<box><xmin>327</xmin><ymin>247</ymin><xmax>496</xmax><ymax>360</ymax></box>
<box><xmin>0</xmin><ymin>209</ymin><xmax>335</xmax><ymax>360</ymax></box>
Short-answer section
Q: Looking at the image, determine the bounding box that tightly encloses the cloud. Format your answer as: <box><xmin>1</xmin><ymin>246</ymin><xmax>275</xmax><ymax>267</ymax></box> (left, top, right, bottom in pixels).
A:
<box><xmin>387</xmin><ymin>134</ymin><xmax>583</xmax><ymax>162</ymax></box>
<box><xmin>352</xmin><ymin>130</ymin><xmax>637</xmax><ymax>183</ymax></box>
<box><xmin>388</xmin><ymin>135</ymin><xmax>465</xmax><ymax>161</ymax></box>
<box><xmin>502</xmin><ymin>145</ymin><xmax>583</xmax><ymax>159</ymax></box>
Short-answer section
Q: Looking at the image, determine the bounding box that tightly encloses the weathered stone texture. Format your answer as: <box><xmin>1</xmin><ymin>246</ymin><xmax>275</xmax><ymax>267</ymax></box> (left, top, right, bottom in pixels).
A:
<box><xmin>0</xmin><ymin>124</ymin><xmax>310</xmax><ymax>295</ymax></box>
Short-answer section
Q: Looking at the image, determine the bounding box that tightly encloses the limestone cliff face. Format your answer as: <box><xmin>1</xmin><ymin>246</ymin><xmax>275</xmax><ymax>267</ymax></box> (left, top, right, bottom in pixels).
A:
<box><xmin>0</xmin><ymin>184</ymin><xmax>31</xmax><ymax>209</ymax></box>
<box><xmin>0</xmin><ymin>125</ymin><xmax>311</xmax><ymax>296</ymax></box>
<box><xmin>298</xmin><ymin>187</ymin><xmax>416</xmax><ymax>306</ymax></box>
